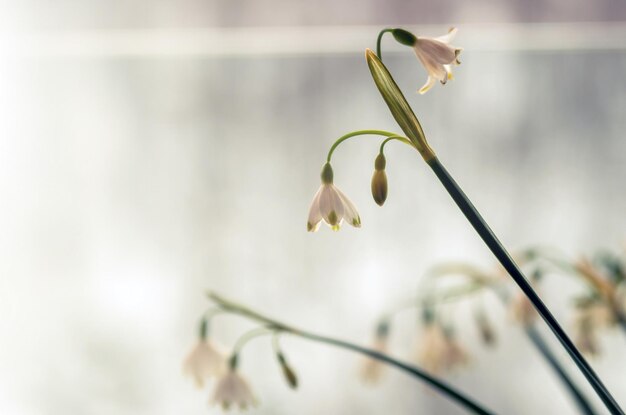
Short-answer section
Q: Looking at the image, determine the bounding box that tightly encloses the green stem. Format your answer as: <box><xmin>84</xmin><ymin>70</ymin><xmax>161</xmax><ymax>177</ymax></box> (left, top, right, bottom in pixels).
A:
<box><xmin>379</xmin><ymin>136</ymin><xmax>414</xmax><ymax>154</ymax></box>
<box><xmin>376</xmin><ymin>28</ymin><xmax>394</xmax><ymax>61</ymax></box>
<box><xmin>232</xmin><ymin>327</ymin><xmax>275</xmax><ymax>357</ymax></box>
<box><xmin>326</xmin><ymin>129</ymin><xmax>408</xmax><ymax>163</ymax></box>
<box><xmin>427</xmin><ymin>157</ymin><xmax>623</xmax><ymax>415</ymax></box>
<box><xmin>208</xmin><ymin>292</ymin><xmax>496</xmax><ymax>415</ymax></box>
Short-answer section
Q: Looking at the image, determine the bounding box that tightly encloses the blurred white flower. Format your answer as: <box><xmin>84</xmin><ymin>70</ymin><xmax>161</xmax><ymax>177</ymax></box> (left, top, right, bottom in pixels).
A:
<box><xmin>183</xmin><ymin>340</ymin><xmax>227</xmax><ymax>387</ymax></box>
<box><xmin>413</xmin><ymin>27</ymin><xmax>462</xmax><ymax>94</ymax></box>
<box><xmin>307</xmin><ymin>163</ymin><xmax>361</xmax><ymax>232</ymax></box>
<box><xmin>510</xmin><ymin>291</ymin><xmax>537</xmax><ymax>326</ymax></box>
<box><xmin>212</xmin><ymin>369</ymin><xmax>257</xmax><ymax>410</ymax></box>
<box><xmin>360</xmin><ymin>326</ymin><xmax>389</xmax><ymax>383</ymax></box>
<box><xmin>416</xmin><ymin>323</ymin><xmax>468</xmax><ymax>374</ymax></box>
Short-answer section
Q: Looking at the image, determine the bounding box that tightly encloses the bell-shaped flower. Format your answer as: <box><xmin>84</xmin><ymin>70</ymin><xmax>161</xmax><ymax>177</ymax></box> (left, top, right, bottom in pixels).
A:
<box><xmin>183</xmin><ymin>339</ymin><xmax>228</xmax><ymax>387</ymax></box>
<box><xmin>307</xmin><ymin>163</ymin><xmax>361</xmax><ymax>232</ymax></box>
<box><xmin>393</xmin><ymin>27</ymin><xmax>462</xmax><ymax>94</ymax></box>
<box><xmin>416</xmin><ymin>322</ymin><xmax>468</xmax><ymax>374</ymax></box>
<box><xmin>211</xmin><ymin>368</ymin><xmax>257</xmax><ymax>410</ymax></box>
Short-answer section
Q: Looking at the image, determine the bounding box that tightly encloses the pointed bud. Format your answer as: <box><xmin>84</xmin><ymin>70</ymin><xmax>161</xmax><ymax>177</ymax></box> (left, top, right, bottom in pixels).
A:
<box><xmin>391</xmin><ymin>28</ymin><xmax>417</xmax><ymax>46</ymax></box>
<box><xmin>276</xmin><ymin>352</ymin><xmax>298</xmax><ymax>389</ymax></box>
<box><xmin>371</xmin><ymin>154</ymin><xmax>388</xmax><ymax>206</ymax></box>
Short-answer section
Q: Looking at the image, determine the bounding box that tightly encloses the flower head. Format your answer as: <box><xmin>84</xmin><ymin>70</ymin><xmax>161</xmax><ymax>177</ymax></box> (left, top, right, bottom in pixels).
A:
<box><xmin>307</xmin><ymin>163</ymin><xmax>361</xmax><ymax>232</ymax></box>
<box><xmin>416</xmin><ymin>322</ymin><xmax>468</xmax><ymax>374</ymax></box>
<box><xmin>393</xmin><ymin>27</ymin><xmax>462</xmax><ymax>94</ymax></box>
<box><xmin>183</xmin><ymin>339</ymin><xmax>228</xmax><ymax>387</ymax></box>
<box><xmin>212</xmin><ymin>367</ymin><xmax>257</xmax><ymax>410</ymax></box>
<box><xmin>370</xmin><ymin>154</ymin><xmax>388</xmax><ymax>206</ymax></box>
<box><xmin>510</xmin><ymin>291</ymin><xmax>537</xmax><ymax>326</ymax></box>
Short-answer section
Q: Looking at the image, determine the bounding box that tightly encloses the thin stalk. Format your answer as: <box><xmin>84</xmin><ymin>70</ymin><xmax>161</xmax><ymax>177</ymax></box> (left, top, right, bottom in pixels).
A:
<box><xmin>376</xmin><ymin>28</ymin><xmax>394</xmax><ymax>60</ymax></box>
<box><xmin>427</xmin><ymin>157</ymin><xmax>624</xmax><ymax>415</ymax></box>
<box><xmin>208</xmin><ymin>292</ymin><xmax>496</xmax><ymax>415</ymax></box>
<box><xmin>326</xmin><ymin>129</ymin><xmax>408</xmax><ymax>162</ymax></box>
<box><xmin>525</xmin><ymin>325</ymin><xmax>596</xmax><ymax>415</ymax></box>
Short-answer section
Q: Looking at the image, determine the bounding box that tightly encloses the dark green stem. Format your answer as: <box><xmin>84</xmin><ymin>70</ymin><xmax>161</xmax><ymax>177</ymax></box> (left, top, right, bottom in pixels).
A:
<box><xmin>525</xmin><ymin>325</ymin><xmax>596</xmax><ymax>415</ymax></box>
<box><xmin>294</xmin><ymin>330</ymin><xmax>494</xmax><ymax>415</ymax></box>
<box><xmin>376</xmin><ymin>28</ymin><xmax>394</xmax><ymax>61</ymax></box>
<box><xmin>427</xmin><ymin>157</ymin><xmax>624</xmax><ymax>415</ymax></box>
<box><xmin>208</xmin><ymin>292</ymin><xmax>495</xmax><ymax>415</ymax></box>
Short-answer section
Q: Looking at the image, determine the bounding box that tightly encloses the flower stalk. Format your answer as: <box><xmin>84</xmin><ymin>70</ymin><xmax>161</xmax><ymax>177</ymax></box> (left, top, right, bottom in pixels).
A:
<box><xmin>365</xmin><ymin>48</ymin><xmax>623</xmax><ymax>415</ymax></box>
<box><xmin>207</xmin><ymin>292</ymin><xmax>495</xmax><ymax>415</ymax></box>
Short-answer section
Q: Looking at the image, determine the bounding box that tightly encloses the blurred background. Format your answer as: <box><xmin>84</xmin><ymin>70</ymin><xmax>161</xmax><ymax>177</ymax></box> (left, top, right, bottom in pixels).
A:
<box><xmin>1</xmin><ymin>1</ymin><xmax>625</xmax><ymax>414</ymax></box>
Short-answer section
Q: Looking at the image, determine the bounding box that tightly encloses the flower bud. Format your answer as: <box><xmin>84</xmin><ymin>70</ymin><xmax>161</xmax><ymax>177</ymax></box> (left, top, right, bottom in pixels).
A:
<box><xmin>276</xmin><ymin>352</ymin><xmax>298</xmax><ymax>389</ymax></box>
<box><xmin>371</xmin><ymin>154</ymin><xmax>388</xmax><ymax>206</ymax></box>
<box><xmin>392</xmin><ymin>28</ymin><xmax>417</xmax><ymax>46</ymax></box>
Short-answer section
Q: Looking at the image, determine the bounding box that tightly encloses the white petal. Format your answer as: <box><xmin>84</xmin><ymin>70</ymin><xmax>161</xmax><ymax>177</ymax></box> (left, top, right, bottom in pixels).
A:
<box><xmin>414</xmin><ymin>47</ymin><xmax>447</xmax><ymax>82</ymax></box>
<box><xmin>335</xmin><ymin>186</ymin><xmax>361</xmax><ymax>228</ymax></box>
<box><xmin>307</xmin><ymin>186</ymin><xmax>323</xmax><ymax>232</ymax></box>
<box><xmin>418</xmin><ymin>76</ymin><xmax>437</xmax><ymax>94</ymax></box>
<box><xmin>415</xmin><ymin>38</ymin><xmax>457</xmax><ymax>65</ymax></box>
<box><xmin>319</xmin><ymin>185</ymin><xmax>344</xmax><ymax>228</ymax></box>
<box><xmin>435</xmin><ymin>27</ymin><xmax>458</xmax><ymax>44</ymax></box>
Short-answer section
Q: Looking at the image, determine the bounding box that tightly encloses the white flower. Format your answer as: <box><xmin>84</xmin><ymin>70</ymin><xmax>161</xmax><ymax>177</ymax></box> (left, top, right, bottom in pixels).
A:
<box><xmin>183</xmin><ymin>340</ymin><xmax>227</xmax><ymax>387</ymax></box>
<box><xmin>360</xmin><ymin>336</ymin><xmax>388</xmax><ymax>384</ymax></box>
<box><xmin>510</xmin><ymin>291</ymin><xmax>537</xmax><ymax>326</ymax></box>
<box><xmin>412</xmin><ymin>27</ymin><xmax>462</xmax><ymax>94</ymax></box>
<box><xmin>212</xmin><ymin>369</ymin><xmax>257</xmax><ymax>410</ymax></box>
<box><xmin>416</xmin><ymin>323</ymin><xmax>468</xmax><ymax>374</ymax></box>
<box><xmin>307</xmin><ymin>163</ymin><xmax>361</xmax><ymax>232</ymax></box>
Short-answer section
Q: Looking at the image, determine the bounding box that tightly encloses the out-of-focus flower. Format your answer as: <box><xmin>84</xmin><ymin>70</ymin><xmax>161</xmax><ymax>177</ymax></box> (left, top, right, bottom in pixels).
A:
<box><xmin>370</xmin><ymin>154</ymin><xmax>388</xmax><ymax>206</ymax></box>
<box><xmin>510</xmin><ymin>291</ymin><xmax>537</xmax><ymax>326</ymax></box>
<box><xmin>391</xmin><ymin>27</ymin><xmax>462</xmax><ymax>94</ymax></box>
<box><xmin>360</xmin><ymin>321</ymin><xmax>390</xmax><ymax>383</ymax></box>
<box><xmin>212</xmin><ymin>367</ymin><xmax>257</xmax><ymax>410</ymax></box>
<box><xmin>276</xmin><ymin>352</ymin><xmax>298</xmax><ymax>389</ymax></box>
<box><xmin>183</xmin><ymin>339</ymin><xmax>228</xmax><ymax>387</ymax></box>
<box><xmin>475</xmin><ymin>310</ymin><xmax>497</xmax><ymax>346</ymax></box>
<box><xmin>416</xmin><ymin>322</ymin><xmax>467</xmax><ymax>374</ymax></box>
<box><xmin>307</xmin><ymin>163</ymin><xmax>361</xmax><ymax>232</ymax></box>
<box><xmin>574</xmin><ymin>312</ymin><xmax>601</xmax><ymax>357</ymax></box>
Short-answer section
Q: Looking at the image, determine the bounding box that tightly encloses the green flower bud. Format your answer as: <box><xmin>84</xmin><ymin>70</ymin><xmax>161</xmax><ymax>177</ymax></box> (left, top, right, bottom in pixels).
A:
<box><xmin>277</xmin><ymin>353</ymin><xmax>298</xmax><ymax>389</ymax></box>
<box><xmin>392</xmin><ymin>28</ymin><xmax>417</xmax><ymax>46</ymax></box>
<box><xmin>371</xmin><ymin>154</ymin><xmax>388</xmax><ymax>206</ymax></box>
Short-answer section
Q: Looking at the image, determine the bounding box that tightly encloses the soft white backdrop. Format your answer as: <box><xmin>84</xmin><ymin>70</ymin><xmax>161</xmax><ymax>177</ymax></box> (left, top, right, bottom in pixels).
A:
<box><xmin>1</xmin><ymin>2</ymin><xmax>626</xmax><ymax>414</ymax></box>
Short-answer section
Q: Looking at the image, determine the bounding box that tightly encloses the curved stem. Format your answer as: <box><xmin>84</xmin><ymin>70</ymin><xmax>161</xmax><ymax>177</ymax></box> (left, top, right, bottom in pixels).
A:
<box><xmin>207</xmin><ymin>292</ymin><xmax>496</xmax><ymax>415</ymax></box>
<box><xmin>326</xmin><ymin>129</ymin><xmax>408</xmax><ymax>162</ymax></box>
<box><xmin>232</xmin><ymin>327</ymin><xmax>275</xmax><ymax>357</ymax></box>
<box><xmin>376</xmin><ymin>28</ymin><xmax>394</xmax><ymax>61</ymax></box>
<box><xmin>379</xmin><ymin>135</ymin><xmax>414</xmax><ymax>154</ymax></box>
<box><xmin>427</xmin><ymin>157</ymin><xmax>624</xmax><ymax>415</ymax></box>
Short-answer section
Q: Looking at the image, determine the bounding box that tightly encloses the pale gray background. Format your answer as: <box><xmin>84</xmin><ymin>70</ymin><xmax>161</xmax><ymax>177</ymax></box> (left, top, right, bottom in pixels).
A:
<box><xmin>1</xmin><ymin>1</ymin><xmax>625</xmax><ymax>414</ymax></box>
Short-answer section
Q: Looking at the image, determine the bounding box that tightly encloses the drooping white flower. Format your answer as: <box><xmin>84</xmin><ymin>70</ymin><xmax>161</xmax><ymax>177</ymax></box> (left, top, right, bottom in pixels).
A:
<box><xmin>510</xmin><ymin>291</ymin><xmax>537</xmax><ymax>326</ymax></box>
<box><xmin>416</xmin><ymin>322</ymin><xmax>468</xmax><ymax>374</ymax></box>
<box><xmin>307</xmin><ymin>163</ymin><xmax>361</xmax><ymax>232</ymax></box>
<box><xmin>412</xmin><ymin>27</ymin><xmax>462</xmax><ymax>94</ymax></box>
<box><xmin>183</xmin><ymin>340</ymin><xmax>228</xmax><ymax>387</ymax></box>
<box><xmin>360</xmin><ymin>322</ymin><xmax>390</xmax><ymax>383</ymax></box>
<box><xmin>212</xmin><ymin>369</ymin><xmax>257</xmax><ymax>410</ymax></box>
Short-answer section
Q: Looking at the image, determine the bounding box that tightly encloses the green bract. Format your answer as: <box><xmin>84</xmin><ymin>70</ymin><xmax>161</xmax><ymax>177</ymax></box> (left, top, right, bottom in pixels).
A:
<box><xmin>364</xmin><ymin>49</ymin><xmax>435</xmax><ymax>161</ymax></box>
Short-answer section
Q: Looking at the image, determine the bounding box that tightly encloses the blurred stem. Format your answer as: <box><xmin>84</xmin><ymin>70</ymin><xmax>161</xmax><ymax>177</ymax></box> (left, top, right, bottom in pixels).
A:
<box><xmin>232</xmin><ymin>327</ymin><xmax>275</xmax><ymax>356</ymax></box>
<box><xmin>428</xmin><ymin>263</ymin><xmax>596</xmax><ymax>415</ymax></box>
<box><xmin>525</xmin><ymin>325</ymin><xmax>597</xmax><ymax>415</ymax></box>
<box><xmin>207</xmin><ymin>292</ymin><xmax>496</xmax><ymax>415</ymax></box>
<box><xmin>521</xmin><ymin>249</ymin><xmax>626</xmax><ymax>337</ymax></box>
<box><xmin>427</xmin><ymin>158</ymin><xmax>623</xmax><ymax>415</ymax></box>
<box><xmin>376</xmin><ymin>28</ymin><xmax>394</xmax><ymax>60</ymax></box>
